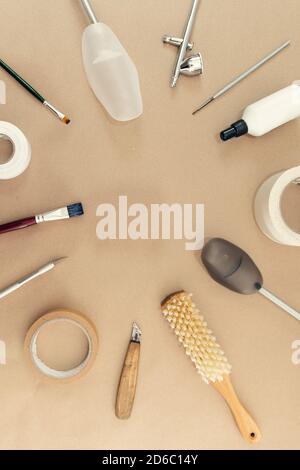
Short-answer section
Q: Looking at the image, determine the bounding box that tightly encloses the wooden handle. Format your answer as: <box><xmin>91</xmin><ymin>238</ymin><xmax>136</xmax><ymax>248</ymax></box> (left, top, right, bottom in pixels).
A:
<box><xmin>115</xmin><ymin>341</ymin><xmax>140</xmax><ymax>420</ymax></box>
<box><xmin>212</xmin><ymin>375</ymin><xmax>262</xmax><ymax>444</ymax></box>
<box><xmin>0</xmin><ymin>217</ymin><xmax>36</xmax><ymax>234</ymax></box>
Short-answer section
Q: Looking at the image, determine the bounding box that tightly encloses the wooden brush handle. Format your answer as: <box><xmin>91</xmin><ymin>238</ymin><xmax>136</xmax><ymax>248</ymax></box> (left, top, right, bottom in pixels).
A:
<box><xmin>115</xmin><ymin>341</ymin><xmax>140</xmax><ymax>420</ymax></box>
<box><xmin>0</xmin><ymin>217</ymin><xmax>36</xmax><ymax>234</ymax></box>
<box><xmin>212</xmin><ymin>375</ymin><xmax>262</xmax><ymax>444</ymax></box>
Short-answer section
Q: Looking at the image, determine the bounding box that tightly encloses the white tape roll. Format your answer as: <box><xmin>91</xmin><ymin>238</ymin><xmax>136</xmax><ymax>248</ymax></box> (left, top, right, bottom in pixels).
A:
<box><xmin>0</xmin><ymin>121</ymin><xmax>31</xmax><ymax>180</ymax></box>
<box><xmin>0</xmin><ymin>81</ymin><xmax>6</xmax><ymax>104</ymax></box>
<box><xmin>254</xmin><ymin>165</ymin><xmax>300</xmax><ymax>246</ymax></box>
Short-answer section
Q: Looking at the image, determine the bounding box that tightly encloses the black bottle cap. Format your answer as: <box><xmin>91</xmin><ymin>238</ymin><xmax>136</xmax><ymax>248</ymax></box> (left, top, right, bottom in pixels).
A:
<box><xmin>220</xmin><ymin>119</ymin><xmax>248</xmax><ymax>141</ymax></box>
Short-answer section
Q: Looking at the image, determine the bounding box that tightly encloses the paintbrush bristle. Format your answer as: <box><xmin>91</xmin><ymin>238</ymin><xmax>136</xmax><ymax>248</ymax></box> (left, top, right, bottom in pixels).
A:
<box><xmin>161</xmin><ymin>291</ymin><xmax>232</xmax><ymax>384</ymax></box>
<box><xmin>63</xmin><ymin>116</ymin><xmax>71</xmax><ymax>125</ymax></box>
<box><xmin>67</xmin><ymin>203</ymin><xmax>84</xmax><ymax>218</ymax></box>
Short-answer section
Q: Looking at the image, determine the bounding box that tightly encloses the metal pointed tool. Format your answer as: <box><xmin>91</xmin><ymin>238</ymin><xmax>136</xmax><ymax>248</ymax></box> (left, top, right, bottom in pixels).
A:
<box><xmin>193</xmin><ymin>40</ymin><xmax>291</xmax><ymax>115</ymax></box>
<box><xmin>0</xmin><ymin>257</ymin><xmax>67</xmax><ymax>300</ymax></box>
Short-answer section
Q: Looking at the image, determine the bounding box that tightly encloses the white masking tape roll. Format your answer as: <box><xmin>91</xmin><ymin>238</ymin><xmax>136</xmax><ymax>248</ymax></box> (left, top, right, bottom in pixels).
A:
<box><xmin>0</xmin><ymin>81</ymin><xmax>6</xmax><ymax>104</ymax></box>
<box><xmin>24</xmin><ymin>310</ymin><xmax>99</xmax><ymax>384</ymax></box>
<box><xmin>0</xmin><ymin>121</ymin><xmax>31</xmax><ymax>180</ymax></box>
<box><xmin>254</xmin><ymin>165</ymin><xmax>300</xmax><ymax>246</ymax></box>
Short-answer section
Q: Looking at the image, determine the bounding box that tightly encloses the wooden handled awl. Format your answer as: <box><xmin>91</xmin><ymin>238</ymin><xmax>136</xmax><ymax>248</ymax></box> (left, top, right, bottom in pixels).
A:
<box><xmin>115</xmin><ymin>323</ymin><xmax>141</xmax><ymax>420</ymax></box>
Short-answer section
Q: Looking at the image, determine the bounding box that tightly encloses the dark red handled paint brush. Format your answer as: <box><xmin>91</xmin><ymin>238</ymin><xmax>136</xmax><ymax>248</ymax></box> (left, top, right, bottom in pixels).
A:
<box><xmin>0</xmin><ymin>203</ymin><xmax>84</xmax><ymax>235</ymax></box>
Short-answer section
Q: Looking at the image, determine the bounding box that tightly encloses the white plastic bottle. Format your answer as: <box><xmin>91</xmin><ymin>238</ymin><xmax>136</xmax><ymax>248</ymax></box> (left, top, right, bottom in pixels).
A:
<box><xmin>81</xmin><ymin>0</ymin><xmax>143</xmax><ymax>122</ymax></box>
<box><xmin>220</xmin><ymin>81</ymin><xmax>300</xmax><ymax>140</ymax></box>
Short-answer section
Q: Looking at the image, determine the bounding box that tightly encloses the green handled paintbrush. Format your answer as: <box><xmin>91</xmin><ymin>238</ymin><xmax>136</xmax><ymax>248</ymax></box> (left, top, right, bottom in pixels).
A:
<box><xmin>0</xmin><ymin>57</ymin><xmax>70</xmax><ymax>125</ymax></box>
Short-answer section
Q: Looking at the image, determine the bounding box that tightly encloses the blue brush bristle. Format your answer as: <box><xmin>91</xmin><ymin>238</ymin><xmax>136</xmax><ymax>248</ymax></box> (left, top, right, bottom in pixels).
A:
<box><xmin>67</xmin><ymin>203</ymin><xmax>84</xmax><ymax>218</ymax></box>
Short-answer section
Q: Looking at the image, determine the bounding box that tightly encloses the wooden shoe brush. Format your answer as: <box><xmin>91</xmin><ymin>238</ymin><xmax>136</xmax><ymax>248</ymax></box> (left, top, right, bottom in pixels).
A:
<box><xmin>161</xmin><ymin>291</ymin><xmax>262</xmax><ymax>444</ymax></box>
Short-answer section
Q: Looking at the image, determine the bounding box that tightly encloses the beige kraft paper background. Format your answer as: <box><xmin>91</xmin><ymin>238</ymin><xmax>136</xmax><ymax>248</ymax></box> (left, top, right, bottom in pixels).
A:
<box><xmin>0</xmin><ymin>0</ymin><xmax>299</xmax><ymax>451</ymax></box>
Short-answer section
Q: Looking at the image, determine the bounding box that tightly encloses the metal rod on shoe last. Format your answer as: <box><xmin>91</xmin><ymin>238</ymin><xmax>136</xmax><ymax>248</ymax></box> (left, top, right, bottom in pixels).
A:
<box><xmin>258</xmin><ymin>286</ymin><xmax>300</xmax><ymax>322</ymax></box>
<box><xmin>80</xmin><ymin>0</ymin><xmax>99</xmax><ymax>24</ymax></box>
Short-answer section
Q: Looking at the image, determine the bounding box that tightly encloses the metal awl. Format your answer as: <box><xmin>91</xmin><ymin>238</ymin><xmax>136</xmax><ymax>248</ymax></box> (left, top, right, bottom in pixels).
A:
<box><xmin>0</xmin><ymin>258</ymin><xmax>67</xmax><ymax>300</ymax></box>
<box><xmin>193</xmin><ymin>40</ymin><xmax>291</xmax><ymax>114</ymax></box>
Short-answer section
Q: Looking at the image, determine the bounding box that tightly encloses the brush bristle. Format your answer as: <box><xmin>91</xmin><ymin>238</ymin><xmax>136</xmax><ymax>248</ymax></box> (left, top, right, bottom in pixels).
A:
<box><xmin>67</xmin><ymin>203</ymin><xmax>84</xmax><ymax>218</ymax></box>
<box><xmin>63</xmin><ymin>116</ymin><xmax>71</xmax><ymax>125</ymax></box>
<box><xmin>161</xmin><ymin>291</ymin><xmax>232</xmax><ymax>384</ymax></box>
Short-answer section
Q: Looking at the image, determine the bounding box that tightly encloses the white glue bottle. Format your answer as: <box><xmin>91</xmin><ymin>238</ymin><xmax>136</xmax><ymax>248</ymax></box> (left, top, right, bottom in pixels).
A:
<box><xmin>220</xmin><ymin>81</ymin><xmax>300</xmax><ymax>141</ymax></box>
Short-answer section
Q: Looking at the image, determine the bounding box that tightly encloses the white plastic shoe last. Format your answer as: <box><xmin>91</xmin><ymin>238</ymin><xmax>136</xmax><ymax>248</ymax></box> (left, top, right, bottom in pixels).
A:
<box><xmin>80</xmin><ymin>0</ymin><xmax>143</xmax><ymax>122</ymax></box>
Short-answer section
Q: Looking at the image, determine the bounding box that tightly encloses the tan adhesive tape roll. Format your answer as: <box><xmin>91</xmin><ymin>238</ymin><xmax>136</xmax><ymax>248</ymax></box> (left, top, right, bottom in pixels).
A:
<box><xmin>254</xmin><ymin>165</ymin><xmax>300</xmax><ymax>246</ymax></box>
<box><xmin>24</xmin><ymin>310</ymin><xmax>98</xmax><ymax>384</ymax></box>
<box><xmin>0</xmin><ymin>121</ymin><xmax>31</xmax><ymax>180</ymax></box>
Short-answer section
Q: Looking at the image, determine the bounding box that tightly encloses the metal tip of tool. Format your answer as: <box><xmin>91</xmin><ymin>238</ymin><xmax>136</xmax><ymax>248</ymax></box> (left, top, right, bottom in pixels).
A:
<box><xmin>192</xmin><ymin>97</ymin><xmax>214</xmax><ymax>115</ymax></box>
<box><xmin>132</xmin><ymin>322</ymin><xmax>142</xmax><ymax>343</ymax></box>
<box><xmin>170</xmin><ymin>77</ymin><xmax>177</xmax><ymax>88</ymax></box>
<box><xmin>52</xmin><ymin>257</ymin><xmax>68</xmax><ymax>265</ymax></box>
